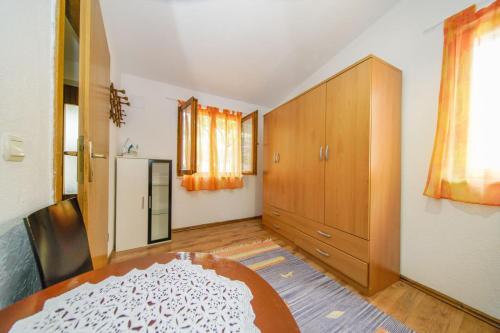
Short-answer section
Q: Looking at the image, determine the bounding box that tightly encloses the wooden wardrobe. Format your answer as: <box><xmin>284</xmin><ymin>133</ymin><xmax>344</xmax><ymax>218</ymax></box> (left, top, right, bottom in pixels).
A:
<box><xmin>263</xmin><ymin>55</ymin><xmax>402</xmax><ymax>295</ymax></box>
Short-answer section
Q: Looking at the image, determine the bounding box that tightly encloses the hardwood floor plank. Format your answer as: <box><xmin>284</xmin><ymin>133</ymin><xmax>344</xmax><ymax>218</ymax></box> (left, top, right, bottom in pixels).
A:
<box><xmin>458</xmin><ymin>313</ymin><xmax>499</xmax><ymax>333</ymax></box>
<box><xmin>111</xmin><ymin>219</ymin><xmax>498</xmax><ymax>333</ymax></box>
<box><xmin>405</xmin><ymin>294</ymin><xmax>465</xmax><ymax>333</ymax></box>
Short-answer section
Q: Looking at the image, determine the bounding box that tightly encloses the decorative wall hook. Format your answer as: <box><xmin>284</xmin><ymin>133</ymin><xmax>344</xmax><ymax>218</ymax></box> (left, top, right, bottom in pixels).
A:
<box><xmin>110</xmin><ymin>83</ymin><xmax>130</xmax><ymax>127</ymax></box>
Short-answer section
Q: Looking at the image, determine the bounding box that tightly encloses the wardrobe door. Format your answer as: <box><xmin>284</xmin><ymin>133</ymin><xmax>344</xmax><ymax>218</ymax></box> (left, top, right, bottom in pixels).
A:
<box><xmin>325</xmin><ymin>60</ymin><xmax>371</xmax><ymax>239</ymax></box>
<box><xmin>294</xmin><ymin>84</ymin><xmax>326</xmax><ymax>223</ymax></box>
<box><xmin>263</xmin><ymin>112</ymin><xmax>276</xmax><ymax>205</ymax></box>
<box><xmin>274</xmin><ymin>101</ymin><xmax>297</xmax><ymax>212</ymax></box>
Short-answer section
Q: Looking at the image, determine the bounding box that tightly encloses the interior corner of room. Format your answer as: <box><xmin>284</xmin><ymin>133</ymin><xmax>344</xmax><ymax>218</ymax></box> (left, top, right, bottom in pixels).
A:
<box><xmin>0</xmin><ymin>0</ymin><xmax>499</xmax><ymax>332</ymax></box>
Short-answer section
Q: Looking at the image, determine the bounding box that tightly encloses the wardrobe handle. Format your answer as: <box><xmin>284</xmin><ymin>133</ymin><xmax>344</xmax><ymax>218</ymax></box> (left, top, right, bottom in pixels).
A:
<box><xmin>272</xmin><ymin>224</ymin><xmax>280</xmax><ymax>229</ymax></box>
<box><xmin>319</xmin><ymin>145</ymin><xmax>323</xmax><ymax>161</ymax></box>
<box><xmin>317</xmin><ymin>230</ymin><xmax>331</xmax><ymax>238</ymax></box>
<box><xmin>277</xmin><ymin>152</ymin><xmax>280</xmax><ymax>163</ymax></box>
<box><xmin>316</xmin><ymin>248</ymin><xmax>330</xmax><ymax>257</ymax></box>
<box><xmin>141</xmin><ymin>196</ymin><xmax>145</xmax><ymax>209</ymax></box>
<box><xmin>148</xmin><ymin>196</ymin><xmax>152</xmax><ymax>209</ymax></box>
<box><xmin>325</xmin><ymin>145</ymin><xmax>330</xmax><ymax>161</ymax></box>
<box><xmin>272</xmin><ymin>211</ymin><xmax>280</xmax><ymax>217</ymax></box>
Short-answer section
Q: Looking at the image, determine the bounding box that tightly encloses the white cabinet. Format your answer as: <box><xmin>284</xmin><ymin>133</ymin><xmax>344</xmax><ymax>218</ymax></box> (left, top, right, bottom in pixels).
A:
<box><xmin>116</xmin><ymin>157</ymin><xmax>172</xmax><ymax>252</ymax></box>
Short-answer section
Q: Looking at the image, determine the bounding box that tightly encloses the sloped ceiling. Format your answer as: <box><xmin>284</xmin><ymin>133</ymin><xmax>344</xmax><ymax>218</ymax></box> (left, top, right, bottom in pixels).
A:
<box><xmin>100</xmin><ymin>0</ymin><xmax>399</xmax><ymax>107</ymax></box>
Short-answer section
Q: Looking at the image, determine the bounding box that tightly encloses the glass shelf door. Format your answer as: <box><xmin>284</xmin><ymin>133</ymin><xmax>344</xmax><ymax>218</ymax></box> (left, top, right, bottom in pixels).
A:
<box><xmin>148</xmin><ymin>160</ymin><xmax>171</xmax><ymax>243</ymax></box>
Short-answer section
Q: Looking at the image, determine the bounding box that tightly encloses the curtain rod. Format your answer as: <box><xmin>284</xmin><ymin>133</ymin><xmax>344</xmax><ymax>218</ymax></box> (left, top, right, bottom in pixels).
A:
<box><xmin>164</xmin><ymin>96</ymin><xmax>256</xmax><ymax>114</ymax></box>
<box><xmin>423</xmin><ymin>0</ymin><xmax>494</xmax><ymax>34</ymax></box>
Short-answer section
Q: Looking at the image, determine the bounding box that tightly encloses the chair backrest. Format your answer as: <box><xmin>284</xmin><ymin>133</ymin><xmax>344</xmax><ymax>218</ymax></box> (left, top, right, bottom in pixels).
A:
<box><xmin>24</xmin><ymin>198</ymin><xmax>93</xmax><ymax>288</ymax></box>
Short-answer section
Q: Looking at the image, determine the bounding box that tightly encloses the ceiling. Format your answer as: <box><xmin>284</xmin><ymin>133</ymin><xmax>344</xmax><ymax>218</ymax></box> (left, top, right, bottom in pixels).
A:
<box><xmin>100</xmin><ymin>0</ymin><xmax>399</xmax><ymax>107</ymax></box>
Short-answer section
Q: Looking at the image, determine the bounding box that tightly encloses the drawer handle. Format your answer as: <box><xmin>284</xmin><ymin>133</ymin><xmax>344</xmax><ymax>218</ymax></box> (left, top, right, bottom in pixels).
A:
<box><xmin>315</xmin><ymin>248</ymin><xmax>330</xmax><ymax>257</ymax></box>
<box><xmin>272</xmin><ymin>224</ymin><xmax>280</xmax><ymax>229</ymax></box>
<box><xmin>272</xmin><ymin>211</ymin><xmax>280</xmax><ymax>216</ymax></box>
<box><xmin>317</xmin><ymin>230</ymin><xmax>331</xmax><ymax>238</ymax></box>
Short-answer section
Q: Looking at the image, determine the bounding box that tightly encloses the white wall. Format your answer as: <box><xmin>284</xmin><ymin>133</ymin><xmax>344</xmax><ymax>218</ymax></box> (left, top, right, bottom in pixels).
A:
<box><xmin>280</xmin><ymin>0</ymin><xmax>500</xmax><ymax>318</ymax></box>
<box><xmin>0</xmin><ymin>0</ymin><xmax>55</xmax><ymax>224</ymax></box>
<box><xmin>108</xmin><ymin>73</ymin><xmax>266</xmax><ymax>249</ymax></box>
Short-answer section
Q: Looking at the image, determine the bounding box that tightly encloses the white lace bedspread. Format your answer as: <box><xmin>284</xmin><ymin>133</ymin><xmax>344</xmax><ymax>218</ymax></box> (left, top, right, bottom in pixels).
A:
<box><xmin>9</xmin><ymin>257</ymin><xmax>260</xmax><ymax>333</ymax></box>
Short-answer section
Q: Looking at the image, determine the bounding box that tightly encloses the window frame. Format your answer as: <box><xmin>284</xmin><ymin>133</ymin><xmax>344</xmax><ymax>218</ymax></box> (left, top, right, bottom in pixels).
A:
<box><xmin>241</xmin><ymin>110</ymin><xmax>258</xmax><ymax>175</ymax></box>
<box><xmin>177</xmin><ymin>97</ymin><xmax>198</xmax><ymax>176</ymax></box>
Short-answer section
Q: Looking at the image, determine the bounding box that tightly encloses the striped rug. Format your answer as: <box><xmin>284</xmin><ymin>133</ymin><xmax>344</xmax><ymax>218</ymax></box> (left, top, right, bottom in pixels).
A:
<box><xmin>212</xmin><ymin>239</ymin><xmax>414</xmax><ymax>333</ymax></box>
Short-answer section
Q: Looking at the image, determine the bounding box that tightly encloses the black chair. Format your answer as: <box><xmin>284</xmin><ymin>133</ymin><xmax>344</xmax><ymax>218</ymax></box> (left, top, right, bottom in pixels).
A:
<box><xmin>24</xmin><ymin>198</ymin><xmax>93</xmax><ymax>288</ymax></box>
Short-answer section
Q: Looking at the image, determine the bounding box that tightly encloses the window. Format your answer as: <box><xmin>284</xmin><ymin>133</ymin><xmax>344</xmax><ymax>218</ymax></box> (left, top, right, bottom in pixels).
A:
<box><xmin>178</xmin><ymin>101</ymin><xmax>244</xmax><ymax>191</ymax></box>
<box><xmin>177</xmin><ymin>97</ymin><xmax>197</xmax><ymax>176</ymax></box>
<box><xmin>467</xmin><ymin>30</ymin><xmax>500</xmax><ymax>180</ymax></box>
<box><xmin>424</xmin><ymin>2</ymin><xmax>500</xmax><ymax>206</ymax></box>
<box><xmin>241</xmin><ymin>111</ymin><xmax>258</xmax><ymax>175</ymax></box>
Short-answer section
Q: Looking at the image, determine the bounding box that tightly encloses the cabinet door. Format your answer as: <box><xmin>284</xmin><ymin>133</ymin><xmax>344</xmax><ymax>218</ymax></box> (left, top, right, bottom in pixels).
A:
<box><xmin>325</xmin><ymin>61</ymin><xmax>371</xmax><ymax>239</ymax></box>
<box><xmin>272</xmin><ymin>101</ymin><xmax>296</xmax><ymax>212</ymax></box>
<box><xmin>263</xmin><ymin>111</ymin><xmax>276</xmax><ymax>205</ymax></box>
<box><xmin>116</xmin><ymin>158</ymin><xmax>149</xmax><ymax>251</ymax></box>
<box><xmin>294</xmin><ymin>84</ymin><xmax>326</xmax><ymax>223</ymax></box>
<box><xmin>148</xmin><ymin>160</ymin><xmax>172</xmax><ymax>244</ymax></box>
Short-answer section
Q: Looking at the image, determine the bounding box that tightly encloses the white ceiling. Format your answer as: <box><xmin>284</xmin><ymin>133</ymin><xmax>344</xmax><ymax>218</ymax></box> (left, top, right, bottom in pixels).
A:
<box><xmin>101</xmin><ymin>0</ymin><xmax>399</xmax><ymax>107</ymax></box>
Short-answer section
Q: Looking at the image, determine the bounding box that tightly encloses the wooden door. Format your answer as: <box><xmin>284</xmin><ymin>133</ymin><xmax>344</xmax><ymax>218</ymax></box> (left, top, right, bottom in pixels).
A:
<box><xmin>324</xmin><ymin>60</ymin><xmax>371</xmax><ymax>239</ymax></box>
<box><xmin>264</xmin><ymin>107</ymin><xmax>283</xmax><ymax>208</ymax></box>
<box><xmin>294</xmin><ymin>84</ymin><xmax>326</xmax><ymax>223</ymax></box>
<box><xmin>272</xmin><ymin>101</ymin><xmax>296</xmax><ymax>212</ymax></box>
<box><xmin>78</xmin><ymin>0</ymin><xmax>111</xmax><ymax>268</ymax></box>
<box><xmin>263</xmin><ymin>112</ymin><xmax>275</xmax><ymax>205</ymax></box>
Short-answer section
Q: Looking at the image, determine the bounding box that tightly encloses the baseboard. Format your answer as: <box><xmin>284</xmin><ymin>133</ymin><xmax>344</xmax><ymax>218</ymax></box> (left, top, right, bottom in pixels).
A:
<box><xmin>172</xmin><ymin>216</ymin><xmax>262</xmax><ymax>233</ymax></box>
<box><xmin>92</xmin><ymin>255</ymin><xmax>109</xmax><ymax>269</ymax></box>
<box><xmin>107</xmin><ymin>251</ymin><xmax>114</xmax><ymax>264</ymax></box>
<box><xmin>400</xmin><ymin>275</ymin><xmax>499</xmax><ymax>329</ymax></box>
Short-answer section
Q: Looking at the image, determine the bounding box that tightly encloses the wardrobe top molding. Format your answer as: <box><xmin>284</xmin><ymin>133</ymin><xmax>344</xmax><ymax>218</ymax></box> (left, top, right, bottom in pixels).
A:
<box><xmin>267</xmin><ymin>54</ymin><xmax>402</xmax><ymax>115</ymax></box>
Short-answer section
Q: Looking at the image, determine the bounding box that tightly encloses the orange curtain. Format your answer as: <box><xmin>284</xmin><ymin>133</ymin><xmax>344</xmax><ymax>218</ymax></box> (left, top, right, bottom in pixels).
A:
<box><xmin>424</xmin><ymin>1</ymin><xmax>500</xmax><ymax>205</ymax></box>
<box><xmin>181</xmin><ymin>105</ymin><xmax>243</xmax><ymax>191</ymax></box>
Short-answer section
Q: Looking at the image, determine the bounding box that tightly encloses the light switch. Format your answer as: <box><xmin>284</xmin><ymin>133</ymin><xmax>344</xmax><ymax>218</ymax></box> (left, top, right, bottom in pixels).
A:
<box><xmin>2</xmin><ymin>134</ymin><xmax>25</xmax><ymax>162</ymax></box>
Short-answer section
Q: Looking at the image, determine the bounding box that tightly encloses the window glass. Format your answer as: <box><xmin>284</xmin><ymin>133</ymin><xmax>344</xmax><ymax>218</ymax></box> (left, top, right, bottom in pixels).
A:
<box><xmin>181</xmin><ymin>108</ymin><xmax>191</xmax><ymax>170</ymax></box>
<box><xmin>241</xmin><ymin>111</ymin><xmax>257</xmax><ymax>175</ymax></box>
<box><xmin>63</xmin><ymin>104</ymin><xmax>79</xmax><ymax>195</ymax></box>
<box><xmin>177</xmin><ymin>98</ymin><xmax>197</xmax><ymax>176</ymax></box>
<box><xmin>467</xmin><ymin>30</ymin><xmax>500</xmax><ymax>179</ymax></box>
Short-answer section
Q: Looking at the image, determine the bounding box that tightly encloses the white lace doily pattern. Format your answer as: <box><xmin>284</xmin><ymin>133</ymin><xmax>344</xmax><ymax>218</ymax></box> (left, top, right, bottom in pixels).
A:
<box><xmin>9</xmin><ymin>258</ymin><xmax>260</xmax><ymax>333</ymax></box>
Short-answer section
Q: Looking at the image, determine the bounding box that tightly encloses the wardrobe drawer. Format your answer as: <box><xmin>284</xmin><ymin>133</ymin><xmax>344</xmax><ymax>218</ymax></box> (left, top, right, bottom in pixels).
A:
<box><xmin>263</xmin><ymin>205</ymin><xmax>295</xmax><ymax>227</ymax></box>
<box><xmin>294</xmin><ymin>220</ymin><xmax>369</xmax><ymax>262</ymax></box>
<box><xmin>295</xmin><ymin>232</ymin><xmax>368</xmax><ymax>287</ymax></box>
<box><xmin>262</xmin><ymin>214</ymin><xmax>297</xmax><ymax>242</ymax></box>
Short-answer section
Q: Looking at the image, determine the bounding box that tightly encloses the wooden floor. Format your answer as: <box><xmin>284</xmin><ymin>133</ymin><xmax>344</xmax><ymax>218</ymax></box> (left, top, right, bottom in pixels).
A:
<box><xmin>111</xmin><ymin>219</ymin><xmax>499</xmax><ymax>333</ymax></box>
